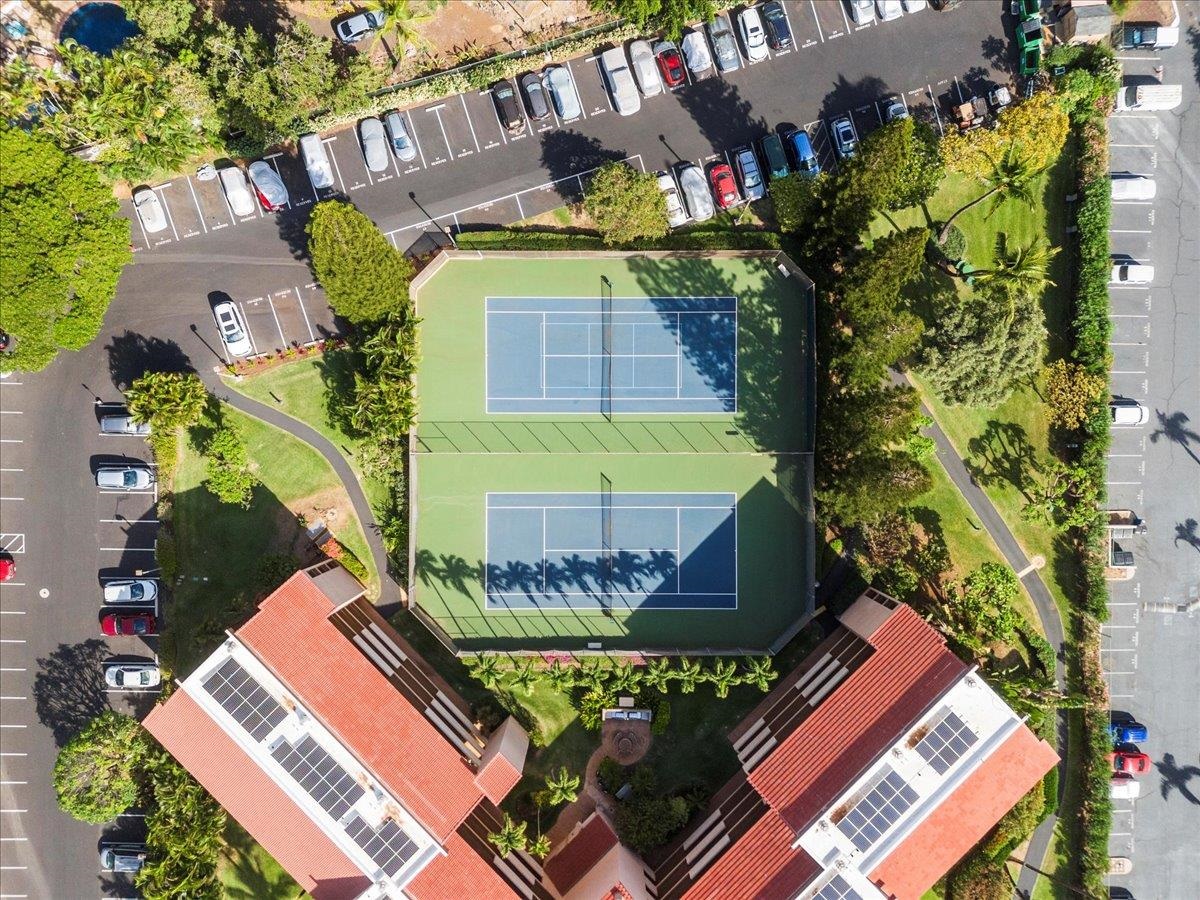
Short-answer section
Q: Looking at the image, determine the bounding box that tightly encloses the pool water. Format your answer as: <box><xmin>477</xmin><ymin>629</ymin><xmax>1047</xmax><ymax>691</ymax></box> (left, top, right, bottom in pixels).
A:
<box><xmin>59</xmin><ymin>2</ymin><xmax>140</xmax><ymax>56</ymax></box>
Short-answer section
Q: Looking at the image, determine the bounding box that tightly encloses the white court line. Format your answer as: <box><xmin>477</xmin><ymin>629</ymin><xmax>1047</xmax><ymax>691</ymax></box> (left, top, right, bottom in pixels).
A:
<box><xmin>294</xmin><ymin>285</ymin><xmax>317</xmax><ymax>343</ymax></box>
<box><xmin>0</xmin><ymin>410</ymin><xmax>22</xmax><ymax>414</ymax></box>
<box><xmin>184</xmin><ymin>176</ymin><xmax>208</xmax><ymax>234</ymax></box>
<box><xmin>99</xmin><ymin>518</ymin><xmax>159</xmax><ymax>524</ymax></box>
<box><xmin>0</xmin><ymin>611</ymin><xmax>26</xmax><ymax>616</ymax></box>
<box><xmin>461</xmin><ymin>93</ymin><xmax>482</xmax><ymax>153</ymax></box>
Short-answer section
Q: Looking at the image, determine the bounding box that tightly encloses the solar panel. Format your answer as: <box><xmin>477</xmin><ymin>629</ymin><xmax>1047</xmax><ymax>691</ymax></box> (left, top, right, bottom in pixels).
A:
<box><xmin>915</xmin><ymin>710</ymin><xmax>978</xmax><ymax>775</ymax></box>
<box><xmin>814</xmin><ymin>875</ymin><xmax>863</xmax><ymax>900</ymax></box>
<box><xmin>202</xmin><ymin>657</ymin><xmax>287</xmax><ymax>742</ymax></box>
<box><xmin>345</xmin><ymin>812</ymin><xmax>419</xmax><ymax>877</ymax></box>
<box><xmin>271</xmin><ymin>735</ymin><xmax>365</xmax><ymax>821</ymax></box>
<box><xmin>835</xmin><ymin>766</ymin><xmax>919</xmax><ymax>853</ymax></box>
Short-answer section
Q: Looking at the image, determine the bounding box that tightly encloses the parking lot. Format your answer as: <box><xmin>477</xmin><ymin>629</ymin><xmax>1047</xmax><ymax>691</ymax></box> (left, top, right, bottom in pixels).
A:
<box><xmin>122</xmin><ymin>0</ymin><xmax>1007</xmax><ymax>255</ymax></box>
<box><xmin>208</xmin><ymin>281</ymin><xmax>337</xmax><ymax>362</ymax></box>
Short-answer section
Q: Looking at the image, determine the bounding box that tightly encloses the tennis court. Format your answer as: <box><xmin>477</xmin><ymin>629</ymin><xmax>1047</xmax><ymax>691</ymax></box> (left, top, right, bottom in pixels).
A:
<box><xmin>486</xmin><ymin>296</ymin><xmax>737</xmax><ymax>414</ymax></box>
<box><xmin>485</xmin><ymin>491</ymin><xmax>736</xmax><ymax>610</ymax></box>
<box><xmin>409</xmin><ymin>252</ymin><xmax>815</xmax><ymax>652</ymax></box>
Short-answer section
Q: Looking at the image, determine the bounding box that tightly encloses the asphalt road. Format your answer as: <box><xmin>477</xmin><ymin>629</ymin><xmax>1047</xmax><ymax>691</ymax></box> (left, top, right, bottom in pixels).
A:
<box><xmin>1102</xmin><ymin>10</ymin><xmax>1200</xmax><ymax>899</ymax></box>
<box><xmin>0</xmin><ymin>2</ymin><xmax>1017</xmax><ymax>897</ymax></box>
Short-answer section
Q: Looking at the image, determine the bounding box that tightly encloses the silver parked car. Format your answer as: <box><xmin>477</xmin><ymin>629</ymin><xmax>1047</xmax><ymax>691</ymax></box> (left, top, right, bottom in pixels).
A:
<box><xmin>681</xmin><ymin>30</ymin><xmax>713</xmax><ymax>78</ymax></box>
<box><xmin>599</xmin><ymin>46</ymin><xmax>641</xmax><ymax>116</ymax></box>
<box><xmin>383</xmin><ymin>110</ymin><xmax>417</xmax><ymax>162</ymax></box>
<box><xmin>733</xmin><ymin>147</ymin><xmax>765</xmax><ymax>202</ymax></box>
<box><xmin>100</xmin><ymin>414</ymin><xmax>151</xmax><ymax>437</ymax></box>
<box><xmin>133</xmin><ymin>188</ymin><xmax>167</xmax><ymax>233</ymax></box>
<box><xmin>543</xmin><ymin>65</ymin><xmax>582</xmax><ymax>121</ymax></box>
<box><xmin>707</xmin><ymin>14</ymin><xmax>741</xmax><ymax>73</ymax></box>
<box><xmin>656</xmin><ymin>171</ymin><xmax>689</xmax><ymax>228</ymax></box>
<box><xmin>105</xmin><ymin>664</ymin><xmax>162</xmax><ymax>689</ymax></box>
<box><xmin>218</xmin><ymin>165</ymin><xmax>256</xmax><ymax>218</ymax></box>
<box><xmin>335</xmin><ymin>9</ymin><xmax>385</xmax><ymax>43</ymax></box>
<box><xmin>99</xmin><ymin>844</ymin><xmax>147</xmax><ymax>873</ymax></box>
<box><xmin>359</xmin><ymin>117</ymin><xmax>389</xmax><ymax>173</ymax></box>
<box><xmin>96</xmin><ymin>467</ymin><xmax>155</xmax><ymax>491</ymax></box>
<box><xmin>739</xmin><ymin>7</ymin><xmax>769</xmax><ymax>62</ymax></box>
<box><xmin>247</xmin><ymin>161</ymin><xmax>289</xmax><ymax>211</ymax></box>
<box><xmin>628</xmin><ymin>40</ymin><xmax>663</xmax><ymax>96</ymax></box>
<box><xmin>213</xmin><ymin>300</ymin><xmax>252</xmax><ymax>357</ymax></box>
<box><xmin>103</xmin><ymin>579</ymin><xmax>158</xmax><ymax>604</ymax></box>
<box><xmin>676</xmin><ymin>164</ymin><xmax>714</xmax><ymax>222</ymax></box>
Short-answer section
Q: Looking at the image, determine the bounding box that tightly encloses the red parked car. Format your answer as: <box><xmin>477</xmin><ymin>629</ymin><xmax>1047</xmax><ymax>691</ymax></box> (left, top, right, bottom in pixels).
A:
<box><xmin>1109</xmin><ymin>747</ymin><xmax>1151</xmax><ymax>775</ymax></box>
<box><xmin>653</xmin><ymin>40</ymin><xmax>686</xmax><ymax>88</ymax></box>
<box><xmin>101</xmin><ymin>613</ymin><xmax>157</xmax><ymax>637</ymax></box>
<box><xmin>709</xmin><ymin>163</ymin><xmax>740</xmax><ymax>209</ymax></box>
<box><xmin>0</xmin><ymin>557</ymin><xmax>14</xmax><ymax>582</ymax></box>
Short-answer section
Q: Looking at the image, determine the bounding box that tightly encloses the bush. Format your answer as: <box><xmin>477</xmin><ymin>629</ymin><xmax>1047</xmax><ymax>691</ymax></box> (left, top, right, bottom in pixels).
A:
<box><xmin>155</xmin><ymin>527</ymin><xmax>178</xmax><ymax>583</ymax></box>
<box><xmin>583</xmin><ymin>162</ymin><xmax>669</xmax><ymax>245</ymax></box>
<box><xmin>148</xmin><ymin>428</ymin><xmax>179</xmax><ymax>494</ymax></box>
<box><xmin>613</xmin><ymin>766</ymin><xmax>691</xmax><ymax>854</ymax></box>
<box><xmin>651</xmin><ymin>700</ymin><xmax>671</xmax><ymax>735</ymax></box>
<box><xmin>202</xmin><ymin>423</ymin><xmax>257</xmax><ymax>507</ymax></box>
<box><xmin>578</xmin><ymin>687</ymin><xmax>615</xmax><ymax>731</ymax></box>
<box><xmin>939</xmin><ymin>92</ymin><xmax>1070</xmax><ymax>178</ymax></box>
<box><xmin>53</xmin><ymin>712</ymin><xmax>151</xmax><ymax>824</ymax></box>
<box><xmin>947</xmin><ymin>854</ymin><xmax>1010</xmax><ymax>900</ymax></box>
<box><xmin>453</xmin><ymin>227</ymin><xmax>782</xmax><ymax>253</ymax></box>
<box><xmin>939</xmin><ymin>224</ymin><xmax>967</xmax><ymax>262</ymax></box>
<box><xmin>597</xmin><ymin>757</ymin><xmax>626</xmax><ymax>794</ymax></box>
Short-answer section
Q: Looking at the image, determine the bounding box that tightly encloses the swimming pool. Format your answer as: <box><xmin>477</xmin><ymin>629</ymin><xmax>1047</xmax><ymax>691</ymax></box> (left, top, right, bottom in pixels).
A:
<box><xmin>59</xmin><ymin>2</ymin><xmax>140</xmax><ymax>56</ymax></box>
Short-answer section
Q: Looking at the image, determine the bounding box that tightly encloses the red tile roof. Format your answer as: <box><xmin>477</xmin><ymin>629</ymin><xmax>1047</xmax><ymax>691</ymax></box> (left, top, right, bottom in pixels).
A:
<box><xmin>749</xmin><ymin>604</ymin><xmax>967</xmax><ymax>832</ymax></box>
<box><xmin>236</xmin><ymin>572</ymin><xmax>484</xmax><ymax>841</ymax></box>
<box><xmin>681</xmin><ymin>809</ymin><xmax>819</xmax><ymax>900</ymax></box>
<box><xmin>869</xmin><ymin>725</ymin><xmax>1059</xmax><ymax>900</ymax></box>
<box><xmin>405</xmin><ymin>831</ymin><xmax>522</xmax><ymax>900</ymax></box>
<box><xmin>544</xmin><ymin>812</ymin><xmax>619</xmax><ymax>894</ymax></box>
<box><xmin>475</xmin><ymin>748</ymin><xmax>523</xmax><ymax>806</ymax></box>
<box><xmin>143</xmin><ymin>690</ymin><xmax>370</xmax><ymax>900</ymax></box>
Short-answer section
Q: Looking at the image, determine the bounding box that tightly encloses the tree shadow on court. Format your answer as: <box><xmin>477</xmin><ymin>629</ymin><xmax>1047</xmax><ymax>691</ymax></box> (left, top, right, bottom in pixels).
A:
<box><xmin>537</xmin><ymin>129</ymin><xmax>627</xmax><ymax>204</ymax></box>
<box><xmin>965</xmin><ymin>420</ymin><xmax>1040</xmax><ymax>500</ymax></box>
<box><xmin>104</xmin><ymin>331</ymin><xmax>194</xmax><ymax>391</ymax></box>
<box><xmin>34</xmin><ymin>639</ymin><xmax>112</xmax><ymax>747</ymax></box>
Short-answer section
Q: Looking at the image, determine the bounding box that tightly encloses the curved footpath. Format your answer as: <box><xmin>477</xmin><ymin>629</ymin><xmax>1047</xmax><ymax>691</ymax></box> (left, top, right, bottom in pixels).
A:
<box><xmin>899</xmin><ymin>376</ymin><xmax>1068</xmax><ymax>900</ymax></box>
<box><xmin>203</xmin><ymin>372</ymin><xmax>402</xmax><ymax>610</ymax></box>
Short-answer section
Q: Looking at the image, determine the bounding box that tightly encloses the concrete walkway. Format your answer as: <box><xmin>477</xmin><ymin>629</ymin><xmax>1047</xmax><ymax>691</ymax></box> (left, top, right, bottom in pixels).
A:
<box><xmin>896</xmin><ymin>375</ymin><xmax>1068</xmax><ymax>899</ymax></box>
<box><xmin>204</xmin><ymin>371</ymin><xmax>402</xmax><ymax>610</ymax></box>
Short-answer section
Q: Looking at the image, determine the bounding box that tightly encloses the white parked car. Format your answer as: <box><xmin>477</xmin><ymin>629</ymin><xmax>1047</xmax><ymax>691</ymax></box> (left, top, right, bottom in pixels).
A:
<box><xmin>133</xmin><ymin>188</ymin><xmax>167</xmax><ymax>233</ymax></box>
<box><xmin>1110</xmin><ymin>773</ymin><xmax>1141</xmax><ymax>800</ymax></box>
<box><xmin>849</xmin><ymin>0</ymin><xmax>876</xmax><ymax>25</ymax></box>
<box><xmin>627</xmin><ymin>40</ymin><xmax>662</xmax><ymax>97</ymax></box>
<box><xmin>543</xmin><ymin>65</ymin><xmax>582</xmax><ymax>120</ymax></box>
<box><xmin>902</xmin><ymin>0</ymin><xmax>928</xmax><ymax>10</ymax></box>
<box><xmin>1110</xmin><ymin>261</ymin><xmax>1154</xmax><ymax>284</ymax></box>
<box><xmin>1109</xmin><ymin>398</ymin><xmax>1149</xmax><ymax>426</ymax></box>
<box><xmin>739</xmin><ymin>7</ymin><xmax>769</xmax><ymax>62</ymax></box>
<box><xmin>105</xmin><ymin>664</ymin><xmax>161</xmax><ymax>689</ymax></box>
<box><xmin>299</xmin><ymin>132</ymin><xmax>334</xmax><ymax>190</ymax></box>
<box><xmin>218</xmin><ymin>165</ymin><xmax>256</xmax><ymax>218</ymax></box>
<box><xmin>876</xmin><ymin>0</ymin><xmax>904</xmax><ymax>21</ymax></box>
<box><xmin>599</xmin><ymin>46</ymin><xmax>641</xmax><ymax>116</ymax></box>
<box><xmin>95</xmin><ymin>467</ymin><xmax>155</xmax><ymax>491</ymax></box>
<box><xmin>213</xmin><ymin>300</ymin><xmax>253</xmax><ymax>357</ymax></box>
<box><xmin>656</xmin><ymin>171</ymin><xmax>689</xmax><ymax>228</ymax></box>
<box><xmin>681</xmin><ymin>29</ymin><xmax>713</xmax><ymax>78</ymax></box>
<box><xmin>103</xmin><ymin>579</ymin><xmax>158</xmax><ymax>605</ymax></box>
<box><xmin>1110</xmin><ymin>173</ymin><xmax>1156</xmax><ymax>200</ymax></box>
<box><xmin>676</xmin><ymin>164</ymin><xmax>714</xmax><ymax>222</ymax></box>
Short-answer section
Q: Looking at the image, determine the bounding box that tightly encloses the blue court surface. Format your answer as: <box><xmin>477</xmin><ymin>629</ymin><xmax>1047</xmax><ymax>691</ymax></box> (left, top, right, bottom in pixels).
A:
<box><xmin>485</xmin><ymin>492</ymin><xmax>737</xmax><ymax>610</ymax></box>
<box><xmin>485</xmin><ymin>297</ymin><xmax>737</xmax><ymax>414</ymax></box>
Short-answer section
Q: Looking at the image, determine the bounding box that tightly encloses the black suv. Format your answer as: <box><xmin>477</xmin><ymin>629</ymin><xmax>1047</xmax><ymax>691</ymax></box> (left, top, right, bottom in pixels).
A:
<box><xmin>761</xmin><ymin>1</ymin><xmax>793</xmax><ymax>51</ymax></box>
<box><xmin>491</xmin><ymin>80</ymin><xmax>526</xmax><ymax>135</ymax></box>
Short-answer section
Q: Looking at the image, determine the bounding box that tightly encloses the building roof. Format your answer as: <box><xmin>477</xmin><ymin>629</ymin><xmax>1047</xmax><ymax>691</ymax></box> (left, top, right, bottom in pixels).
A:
<box><xmin>665</xmin><ymin>593</ymin><xmax>1058</xmax><ymax>900</ymax></box>
<box><xmin>143</xmin><ymin>690</ymin><xmax>371</xmax><ymax>900</ymax></box>
<box><xmin>544</xmin><ymin>812</ymin><xmax>619</xmax><ymax>894</ymax></box>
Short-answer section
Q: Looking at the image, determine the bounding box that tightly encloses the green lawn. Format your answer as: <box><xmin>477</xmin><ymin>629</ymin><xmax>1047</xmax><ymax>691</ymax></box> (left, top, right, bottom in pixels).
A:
<box><xmin>872</xmin><ymin>149</ymin><xmax>1079</xmax><ymax>621</ymax></box>
<box><xmin>218</xmin><ymin>820</ymin><xmax>302</xmax><ymax>900</ymax></box>
<box><xmin>168</xmin><ymin>403</ymin><xmax>375</xmax><ymax>676</ymax></box>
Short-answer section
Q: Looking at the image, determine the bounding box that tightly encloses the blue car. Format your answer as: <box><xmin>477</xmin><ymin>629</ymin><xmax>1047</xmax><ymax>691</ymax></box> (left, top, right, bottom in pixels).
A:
<box><xmin>784</xmin><ymin>129</ymin><xmax>821</xmax><ymax>177</ymax></box>
<box><xmin>1110</xmin><ymin>721</ymin><xmax>1148</xmax><ymax>744</ymax></box>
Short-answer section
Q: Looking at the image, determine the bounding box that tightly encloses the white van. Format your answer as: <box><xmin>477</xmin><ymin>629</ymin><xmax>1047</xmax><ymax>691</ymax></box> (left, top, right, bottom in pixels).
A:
<box><xmin>1115</xmin><ymin>83</ymin><xmax>1183</xmax><ymax>111</ymax></box>
<box><xmin>1110</xmin><ymin>173</ymin><xmax>1156</xmax><ymax>201</ymax></box>
<box><xmin>299</xmin><ymin>132</ymin><xmax>334</xmax><ymax>190</ymax></box>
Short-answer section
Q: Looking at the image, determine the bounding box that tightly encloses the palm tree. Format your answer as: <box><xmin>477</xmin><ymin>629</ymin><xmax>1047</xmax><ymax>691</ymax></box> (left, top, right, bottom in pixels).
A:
<box><xmin>529</xmin><ymin>833</ymin><xmax>552</xmax><ymax>860</ymax></box>
<box><xmin>544</xmin><ymin>659</ymin><xmax>577</xmax><ymax>693</ymax></box>
<box><xmin>369</xmin><ymin>0</ymin><xmax>445</xmax><ymax>61</ymax></box>
<box><xmin>578</xmin><ymin>657</ymin><xmax>609</xmax><ymax>691</ymax></box>
<box><xmin>487</xmin><ymin>813</ymin><xmax>528</xmax><ymax>858</ymax></box>
<box><xmin>509</xmin><ymin>658</ymin><xmax>540</xmax><ymax>695</ymax></box>
<box><xmin>467</xmin><ymin>654</ymin><xmax>501</xmax><ymax>690</ymax></box>
<box><xmin>609</xmin><ymin>659</ymin><xmax>643</xmax><ymax>694</ymax></box>
<box><xmin>707</xmin><ymin>658</ymin><xmax>741</xmax><ymax>699</ymax></box>
<box><xmin>972</xmin><ymin>236</ymin><xmax>1060</xmax><ymax>299</ymax></box>
<box><xmin>742</xmin><ymin>656</ymin><xmax>778</xmax><ymax>693</ymax></box>
<box><xmin>543</xmin><ymin>767</ymin><xmax>581</xmax><ymax>806</ymax></box>
<box><xmin>644</xmin><ymin>657</ymin><xmax>674</xmax><ymax>694</ymax></box>
<box><xmin>938</xmin><ymin>142</ymin><xmax>1046</xmax><ymax>242</ymax></box>
<box><xmin>676</xmin><ymin>657</ymin><xmax>702</xmax><ymax>694</ymax></box>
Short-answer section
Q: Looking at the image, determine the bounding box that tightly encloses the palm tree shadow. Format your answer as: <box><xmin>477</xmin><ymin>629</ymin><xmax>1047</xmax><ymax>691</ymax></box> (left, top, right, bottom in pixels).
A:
<box><xmin>1174</xmin><ymin>519</ymin><xmax>1200</xmax><ymax>554</ymax></box>
<box><xmin>1150</xmin><ymin>410</ymin><xmax>1200</xmax><ymax>467</ymax></box>
<box><xmin>1156</xmin><ymin>752</ymin><xmax>1200</xmax><ymax>805</ymax></box>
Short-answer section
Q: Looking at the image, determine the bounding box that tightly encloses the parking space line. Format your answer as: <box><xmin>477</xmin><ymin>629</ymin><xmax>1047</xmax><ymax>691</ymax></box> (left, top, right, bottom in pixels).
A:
<box><xmin>594</xmin><ymin>58</ymin><xmax>615</xmax><ymax>112</ymax></box>
<box><xmin>238</xmin><ymin>300</ymin><xmax>260</xmax><ymax>356</ymax></box>
<box><xmin>352</xmin><ymin>129</ymin><xmax>375</xmax><ymax>187</ymax></box>
<box><xmin>953</xmin><ymin>76</ymin><xmax>965</xmax><ymax>104</ymax></box>
<box><xmin>838</xmin><ymin>1</ymin><xmax>851</xmax><ymax>34</ymax></box>
<box><xmin>99</xmin><ymin>547</ymin><xmax>157</xmax><ymax>552</ymax></box>
<box><xmin>430</xmin><ymin>105</ymin><xmax>456</xmax><ymax>159</ymax></box>
<box><xmin>294</xmin><ymin>285</ymin><xmax>317</xmax><ymax>343</ymax></box>
<box><xmin>154</xmin><ymin>184</ymin><xmax>180</xmax><ymax>241</ymax></box>
<box><xmin>407</xmin><ymin>114</ymin><xmax>430</xmax><ymax>167</ymax></box>
<box><xmin>263</xmin><ymin>154</ymin><xmax>295</xmax><ymax>209</ymax></box>
<box><xmin>927</xmin><ymin>85</ymin><xmax>944</xmax><ymax>137</ymax></box>
<box><xmin>479</xmin><ymin>91</ymin><xmax>509</xmax><ymax>145</ymax></box>
<box><xmin>266</xmin><ymin>293</ymin><xmax>287</xmax><ymax>345</ymax></box>
<box><xmin>460</xmin><ymin>94</ymin><xmax>482</xmax><ymax>153</ymax></box>
<box><xmin>184</xmin><ymin>176</ymin><xmax>208</xmax><ymax>234</ymax></box>
<box><xmin>324</xmin><ymin>137</ymin><xmax>348</xmax><ymax>194</ymax></box>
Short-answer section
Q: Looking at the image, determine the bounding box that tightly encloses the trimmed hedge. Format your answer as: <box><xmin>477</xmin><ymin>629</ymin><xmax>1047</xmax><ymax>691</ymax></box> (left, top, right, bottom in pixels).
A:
<box><xmin>454</xmin><ymin>228</ymin><xmax>783</xmax><ymax>253</ymax></box>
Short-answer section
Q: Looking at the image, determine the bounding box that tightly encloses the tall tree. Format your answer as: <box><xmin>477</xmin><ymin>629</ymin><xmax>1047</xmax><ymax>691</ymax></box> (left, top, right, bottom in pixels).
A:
<box><xmin>706</xmin><ymin>658</ymin><xmax>740</xmax><ymax>699</ymax></box>
<box><xmin>592</xmin><ymin>0</ymin><xmax>717</xmax><ymax>39</ymax></box>
<box><xmin>583</xmin><ymin>161</ymin><xmax>669</xmax><ymax>245</ymax></box>
<box><xmin>487</xmin><ymin>813</ymin><xmax>529</xmax><ymax>858</ymax></box>
<box><xmin>543</xmin><ymin>767</ymin><xmax>581</xmax><ymax>806</ymax></box>
<box><xmin>124</xmin><ymin>0</ymin><xmax>198</xmax><ymax>47</ymax></box>
<box><xmin>971</xmin><ymin>237</ymin><xmax>1059</xmax><ymax>301</ymax></box>
<box><xmin>203</xmin><ymin>421</ymin><xmax>258</xmax><ymax>507</ymax></box>
<box><xmin>509</xmin><ymin>658</ymin><xmax>539</xmax><ymax>695</ymax></box>
<box><xmin>468</xmin><ymin>654</ymin><xmax>502</xmax><ymax>690</ymax></box>
<box><xmin>308</xmin><ymin>200</ymin><xmax>416</xmax><ymax>325</ymax></box>
<box><xmin>741</xmin><ymin>656</ymin><xmax>778</xmax><ymax>693</ymax></box>
<box><xmin>0</xmin><ymin>125</ymin><xmax>131</xmax><ymax>372</ymax></box>
<box><xmin>368</xmin><ymin>0</ymin><xmax>445</xmax><ymax>55</ymax></box>
<box><xmin>675</xmin><ymin>657</ymin><xmax>702</xmax><ymax>694</ymax></box>
<box><xmin>53</xmin><ymin>712</ymin><xmax>150</xmax><ymax>824</ymax></box>
<box><xmin>1043</xmin><ymin>359</ymin><xmax>1106</xmax><ymax>430</ymax></box>
<box><xmin>126</xmin><ymin>372</ymin><xmax>208</xmax><ymax>428</ymax></box>
<box><xmin>643</xmin><ymin>657</ymin><xmax>674</xmax><ymax>694</ymax></box>
<box><xmin>938</xmin><ymin>142</ymin><xmax>1046</xmax><ymax>242</ymax></box>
